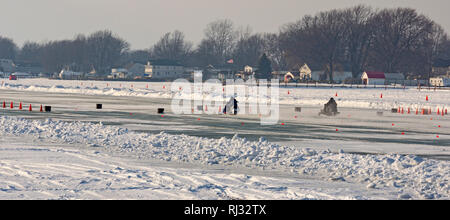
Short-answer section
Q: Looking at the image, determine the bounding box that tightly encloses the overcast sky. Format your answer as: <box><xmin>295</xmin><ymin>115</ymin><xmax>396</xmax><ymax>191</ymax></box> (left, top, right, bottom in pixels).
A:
<box><xmin>1</xmin><ymin>0</ymin><xmax>449</xmax><ymax>50</ymax></box>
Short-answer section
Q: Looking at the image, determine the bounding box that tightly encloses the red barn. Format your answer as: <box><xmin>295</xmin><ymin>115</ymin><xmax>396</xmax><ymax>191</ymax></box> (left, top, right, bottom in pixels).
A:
<box><xmin>361</xmin><ymin>71</ymin><xmax>385</xmax><ymax>85</ymax></box>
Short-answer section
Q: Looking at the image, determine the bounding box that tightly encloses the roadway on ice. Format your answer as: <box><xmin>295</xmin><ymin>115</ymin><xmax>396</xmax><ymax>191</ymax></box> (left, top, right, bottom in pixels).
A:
<box><xmin>0</xmin><ymin>89</ymin><xmax>449</xmax><ymax>160</ymax></box>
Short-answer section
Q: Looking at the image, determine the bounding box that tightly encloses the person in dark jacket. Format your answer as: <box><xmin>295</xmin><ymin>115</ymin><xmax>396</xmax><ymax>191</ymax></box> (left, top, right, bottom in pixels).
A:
<box><xmin>233</xmin><ymin>98</ymin><xmax>238</xmax><ymax>115</ymax></box>
<box><xmin>321</xmin><ymin>98</ymin><xmax>338</xmax><ymax>115</ymax></box>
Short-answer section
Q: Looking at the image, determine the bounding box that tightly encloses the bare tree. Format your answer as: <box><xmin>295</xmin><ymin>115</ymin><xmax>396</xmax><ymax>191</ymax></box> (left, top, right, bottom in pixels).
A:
<box><xmin>86</xmin><ymin>30</ymin><xmax>130</xmax><ymax>74</ymax></box>
<box><xmin>424</xmin><ymin>24</ymin><xmax>448</xmax><ymax>80</ymax></box>
<box><xmin>233</xmin><ymin>33</ymin><xmax>266</xmax><ymax>68</ymax></box>
<box><xmin>369</xmin><ymin>8</ymin><xmax>434</xmax><ymax>73</ymax></box>
<box><xmin>342</xmin><ymin>5</ymin><xmax>376</xmax><ymax>78</ymax></box>
<box><xmin>280</xmin><ymin>10</ymin><xmax>347</xmax><ymax>82</ymax></box>
<box><xmin>151</xmin><ymin>30</ymin><xmax>192</xmax><ymax>64</ymax></box>
<box><xmin>262</xmin><ymin>33</ymin><xmax>288</xmax><ymax>71</ymax></box>
<box><xmin>200</xmin><ymin>19</ymin><xmax>238</xmax><ymax>66</ymax></box>
<box><xmin>0</xmin><ymin>36</ymin><xmax>18</xmax><ymax>60</ymax></box>
<box><xmin>18</xmin><ymin>41</ymin><xmax>43</xmax><ymax>64</ymax></box>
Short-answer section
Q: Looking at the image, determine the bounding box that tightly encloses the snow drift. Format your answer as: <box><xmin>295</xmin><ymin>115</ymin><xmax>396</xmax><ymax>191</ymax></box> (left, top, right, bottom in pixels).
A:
<box><xmin>0</xmin><ymin>116</ymin><xmax>448</xmax><ymax>199</ymax></box>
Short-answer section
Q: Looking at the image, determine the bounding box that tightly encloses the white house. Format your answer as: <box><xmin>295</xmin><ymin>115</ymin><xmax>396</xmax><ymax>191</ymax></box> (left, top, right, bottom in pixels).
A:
<box><xmin>283</xmin><ymin>64</ymin><xmax>312</xmax><ymax>82</ymax></box>
<box><xmin>430</xmin><ymin>77</ymin><xmax>450</xmax><ymax>87</ymax></box>
<box><xmin>145</xmin><ymin>60</ymin><xmax>184</xmax><ymax>79</ymax></box>
<box><xmin>299</xmin><ymin>64</ymin><xmax>312</xmax><ymax>80</ymax></box>
<box><xmin>361</xmin><ymin>71</ymin><xmax>385</xmax><ymax>85</ymax></box>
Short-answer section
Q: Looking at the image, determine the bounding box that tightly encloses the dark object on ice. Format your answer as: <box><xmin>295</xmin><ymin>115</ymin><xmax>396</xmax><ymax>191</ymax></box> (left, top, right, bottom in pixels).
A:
<box><xmin>44</xmin><ymin>106</ymin><xmax>51</xmax><ymax>112</ymax></box>
<box><xmin>233</xmin><ymin>98</ymin><xmax>238</xmax><ymax>115</ymax></box>
<box><xmin>319</xmin><ymin>98</ymin><xmax>339</xmax><ymax>116</ymax></box>
<box><xmin>157</xmin><ymin>108</ymin><xmax>164</xmax><ymax>114</ymax></box>
<box><xmin>377</xmin><ymin>111</ymin><xmax>383</xmax><ymax>116</ymax></box>
<box><xmin>96</xmin><ymin>104</ymin><xmax>102</xmax><ymax>109</ymax></box>
<box><xmin>391</xmin><ymin>108</ymin><xmax>398</xmax><ymax>113</ymax></box>
<box><xmin>295</xmin><ymin>107</ymin><xmax>302</xmax><ymax>112</ymax></box>
<box><xmin>197</xmin><ymin>105</ymin><xmax>203</xmax><ymax>111</ymax></box>
<box><xmin>223</xmin><ymin>97</ymin><xmax>238</xmax><ymax>115</ymax></box>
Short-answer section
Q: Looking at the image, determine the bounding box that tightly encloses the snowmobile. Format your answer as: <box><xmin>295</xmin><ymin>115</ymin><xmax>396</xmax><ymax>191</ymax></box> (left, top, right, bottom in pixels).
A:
<box><xmin>319</xmin><ymin>98</ymin><xmax>340</xmax><ymax>116</ymax></box>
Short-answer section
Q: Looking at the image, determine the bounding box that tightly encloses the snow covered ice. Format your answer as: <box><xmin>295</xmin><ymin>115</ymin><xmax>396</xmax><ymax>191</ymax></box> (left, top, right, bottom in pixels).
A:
<box><xmin>0</xmin><ymin>115</ymin><xmax>448</xmax><ymax>199</ymax></box>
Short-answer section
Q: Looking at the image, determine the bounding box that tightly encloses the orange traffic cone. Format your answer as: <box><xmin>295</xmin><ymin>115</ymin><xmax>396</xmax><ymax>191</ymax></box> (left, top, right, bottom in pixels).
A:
<box><xmin>416</xmin><ymin>108</ymin><xmax>418</xmax><ymax>115</ymax></box>
<box><xmin>40</xmin><ymin>105</ymin><xmax>43</xmax><ymax>112</ymax></box>
<box><xmin>380</xmin><ymin>93</ymin><xmax>383</xmax><ymax>98</ymax></box>
<box><xmin>29</xmin><ymin>104</ymin><xmax>32</xmax><ymax>112</ymax></box>
<box><xmin>407</xmin><ymin>108</ymin><xmax>410</xmax><ymax>114</ymax></box>
<box><xmin>437</xmin><ymin>108</ymin><xmax>440</xmax><ymax>115</ymax></box>
<box><xmin>10</xmin><ymin>102</ymin><xmax>13</xmax><ymax>109</ymax></box>
<box><xmin>2</xmin><ymin>101</ymin><xmax>5</xmax><ymax>108</ymax></box>
<box><xmin>426</xmin><ymin>95</ymin><xmax>429</xmax><ymax>101</ymax></box>
<box><xmin>335</xmin><ymin>92</ymin><xmax>338</xmax><ymax>97</ymax></box>
<box><xmin>19</xmin><ymin>102</ymin><xmax>22</xmax><ymax>110</ymax></box>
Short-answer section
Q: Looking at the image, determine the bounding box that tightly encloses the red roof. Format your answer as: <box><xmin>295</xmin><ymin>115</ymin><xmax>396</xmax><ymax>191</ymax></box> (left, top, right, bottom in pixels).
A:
<box><xmin>365</xmin><ymin>71</ymin><xmax>385</xmax><ymax>79</ymax></box>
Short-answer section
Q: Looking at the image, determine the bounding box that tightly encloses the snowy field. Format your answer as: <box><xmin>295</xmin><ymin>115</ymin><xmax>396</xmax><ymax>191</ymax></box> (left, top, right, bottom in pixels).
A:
<box><xmin>0</xmin><ymin>78</ymin><xmax>449</xmax><ymax>199</ymax></box>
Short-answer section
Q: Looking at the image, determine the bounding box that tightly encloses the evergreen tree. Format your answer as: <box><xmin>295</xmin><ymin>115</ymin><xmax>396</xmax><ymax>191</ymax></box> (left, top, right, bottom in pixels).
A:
<box><xmin>256</xmin><ymin>53</ymin><xmax>273</xmax><ymax>79</ymax></box>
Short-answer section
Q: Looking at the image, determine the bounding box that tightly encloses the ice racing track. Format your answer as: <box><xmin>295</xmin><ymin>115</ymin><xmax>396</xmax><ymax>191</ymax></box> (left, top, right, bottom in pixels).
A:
<box><xmin>1</xmin><ymin>89</ymin><xmax>449</xmax><ymax>161</ymax></box>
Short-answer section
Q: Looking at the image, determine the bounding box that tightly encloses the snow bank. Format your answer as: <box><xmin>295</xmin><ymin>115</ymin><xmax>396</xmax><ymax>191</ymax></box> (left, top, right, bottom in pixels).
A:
<box><xmin>2</xmin><ymin>78</ymin><xmax>450</xmax><ymax>110</ymax></box>
<box><xmin>0</xmin><ymin>116</ymin><xmax>448</xmax><ymax>199</ymax></box>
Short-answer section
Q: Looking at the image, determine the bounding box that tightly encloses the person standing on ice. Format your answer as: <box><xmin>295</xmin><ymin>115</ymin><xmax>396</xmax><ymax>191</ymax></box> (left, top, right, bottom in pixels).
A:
<box><xmin>223</xmin><ymin>96</ymin><xmax>238</xmax><ymax>115</ymax></box>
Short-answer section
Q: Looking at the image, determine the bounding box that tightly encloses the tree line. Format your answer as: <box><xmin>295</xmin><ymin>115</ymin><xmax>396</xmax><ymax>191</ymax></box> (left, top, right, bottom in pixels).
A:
<box><xmin>0</xmin><ymin>5</ymin><xmax>449</xmax><ymax>79</ymax></box>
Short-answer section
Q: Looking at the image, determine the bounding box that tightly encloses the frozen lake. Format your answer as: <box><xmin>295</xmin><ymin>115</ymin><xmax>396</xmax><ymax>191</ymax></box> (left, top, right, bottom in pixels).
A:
<box><xmin>1</xmin><ymin>88</ymin><xmax>449</xmax><ymax>160</ymax></box>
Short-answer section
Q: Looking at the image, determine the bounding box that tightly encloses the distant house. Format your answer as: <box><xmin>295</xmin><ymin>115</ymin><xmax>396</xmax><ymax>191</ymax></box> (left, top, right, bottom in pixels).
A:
<box><xmin>11</xmin><ymin>72</ymin><xmax>33</xmax><ymax>79</ymax></box>
<box><xmin>299</xmin><ymin>64</ymin><xmax>312</xmax><ymax>80</ymax></box>
<box><xmin>271</xmin><ymin>71</ymin><xmax>288</xmax><ymax>81</ymax></box>
<box><xmin>235</xmin><ymin>65</ymin><xmax>256</xmax><ymax>80</ymax></box>
<box><xmin>109</xmin><ymin>68</ymin><xmax>129</xmax><ymax>79</ymax></box>
<box><xmin>126</xmin><ymin>63</ymin><xmax>146</xmax><ymax>78</ymax></box>
<box><xmin>430</xmin><ymin>76</ymin><xmax>450</xmax><ymax>87</ymax></box>
<box><xmin>432</xmin><ymin>59</ymin><xmax>450</xmax><ymax>77</ymax></box>
<box><xmin>283</xmin><ymin>64</ymin><xmax>311</xmax><ymax>82</ymax></box>
<box><xmin>0</xmin><ymin>59</ymin><xmax>15</xmax><ymax>73</ymax></box>
<box><xmin>283</xmin><ymin>72</ymin><xmax>296</xmax><ymax>82</ymax></box>
<box><xmin>145</xmin><ymin>60</ymin><xmax>184</xmax><ymax>79</ymax></box>
<box><xmin>361</xmin><ymin>71</ymin><xmax>386</xmax><ymax>85</ymax></box>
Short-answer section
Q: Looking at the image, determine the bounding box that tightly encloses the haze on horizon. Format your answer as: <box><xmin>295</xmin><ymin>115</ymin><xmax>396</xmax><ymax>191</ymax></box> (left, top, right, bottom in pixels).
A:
<box><xmin>1</xmin><ymin>0</ymin><xmax>449</xmax><ymax>50</ymax></box>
